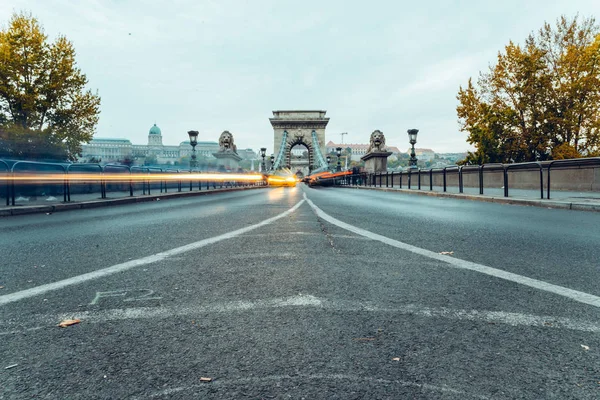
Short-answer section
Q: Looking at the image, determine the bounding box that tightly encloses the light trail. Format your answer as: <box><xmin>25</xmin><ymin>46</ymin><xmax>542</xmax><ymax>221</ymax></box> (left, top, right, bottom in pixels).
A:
<box><xmin>0</xmin><ymin>173</ymin><xmax>266</xmax><ymax>183</ymax></box>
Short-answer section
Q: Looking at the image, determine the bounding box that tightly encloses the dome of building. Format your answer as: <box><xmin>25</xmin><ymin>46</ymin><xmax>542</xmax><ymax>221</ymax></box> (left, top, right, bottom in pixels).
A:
<box><xmin>149</xmin><ymin>124</ymin><xmax>161</xmax><ymax>135</ymax></box>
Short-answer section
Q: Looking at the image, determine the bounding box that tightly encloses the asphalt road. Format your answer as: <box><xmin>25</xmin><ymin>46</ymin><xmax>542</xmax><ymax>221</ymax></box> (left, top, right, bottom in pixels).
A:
<box><xmin>1</xmin><ymin>185</ymin><xmax>599</xmax><ymax>399</ymax></box>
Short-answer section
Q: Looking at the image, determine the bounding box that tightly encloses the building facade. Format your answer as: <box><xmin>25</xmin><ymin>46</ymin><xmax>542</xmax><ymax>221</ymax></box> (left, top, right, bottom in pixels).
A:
<box><xmin>326</xmin><ymin>141</ymin><xmax>402</xmax><ymax>161</ymax></box>
<box><xmin>80</xmin><ymin>124</ymin><xmax>228</xmax><ymax>165</ymax></box>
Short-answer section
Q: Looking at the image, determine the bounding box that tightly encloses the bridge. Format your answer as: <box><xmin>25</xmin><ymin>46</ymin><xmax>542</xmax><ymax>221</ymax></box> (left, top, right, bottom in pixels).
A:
<box><xmin>2</xmin><ymin>166</ymin><xmax>600</xmax><ymax>398</ymax></box>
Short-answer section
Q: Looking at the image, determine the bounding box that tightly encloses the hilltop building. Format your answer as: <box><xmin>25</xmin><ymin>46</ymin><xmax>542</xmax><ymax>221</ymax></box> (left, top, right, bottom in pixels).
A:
<box><xmin>326</xmin><ymin>141</ymin><xmax>402</xmax><ymax>161</ymax></box>
<box><xmin>80</xmin><ymin>124</ymin><xmax>228</xmax><ymax>164</ymax></box>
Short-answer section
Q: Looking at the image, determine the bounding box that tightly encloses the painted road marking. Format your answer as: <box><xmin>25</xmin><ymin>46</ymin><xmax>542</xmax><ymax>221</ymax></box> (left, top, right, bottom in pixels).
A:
<box><xmin>303</xmin><ymin>193</ymin><xmax>600</xmax><ymax>309</ymax></box>
<box><xmin>90</xmin><ymin>289</ymin><xmax>162</xmax><ymax>305</ymax></box>
<box><xmin>0</xmin><ymin>199</ymin><xmax>305</xmax><ymax>306</ymax></box>
<box><xmin>143</xmin><ymin>374</ymin><xmax>489</xmax><ymax>400</ymax></box>
<box><xmin>3</xmin><ymin>295</ymin><xmax>600</xmax><ymax>335</ymax></box>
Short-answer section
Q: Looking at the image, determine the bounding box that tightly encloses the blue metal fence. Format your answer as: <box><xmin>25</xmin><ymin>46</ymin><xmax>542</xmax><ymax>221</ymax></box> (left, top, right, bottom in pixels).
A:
<box><xmin>323</xmin><ymin>157</ymin><xmax>600</xmax><ymax>200</ymax></box>
<box><xmin>1</xmin><ymin>160</ymin><xmax>267</xmax><ymax>206</ymax></box>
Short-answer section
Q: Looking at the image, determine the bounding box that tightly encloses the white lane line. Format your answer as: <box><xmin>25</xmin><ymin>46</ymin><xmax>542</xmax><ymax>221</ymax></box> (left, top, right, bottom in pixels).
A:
<box><xmin>0</xmin><ymin>199</ymin><xmax>305</xmax><ymax>307</ymax></box>
<box><xmin>3</xmin><ymin>295</ymin><xmax>599</xmax><ymax>334</ymax></box>
<box><xmin>145</xmin><ymin>374</ymin><xmax>488</xmax><ymax>399</ymax></box>
<box><xmin>246</xmin><ymin>232</ymin><xmax>371</xmax><ymax>240</ymax></box>
<box><xmin>303</xmin><ymin>193</ymin><xmax>600</xmax><ymax>309</ymax></box>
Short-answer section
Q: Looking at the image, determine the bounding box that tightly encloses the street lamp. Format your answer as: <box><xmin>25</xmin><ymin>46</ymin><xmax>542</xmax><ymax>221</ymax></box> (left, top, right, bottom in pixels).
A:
<box><xmin>270</xmin><ymin>154</ymin><xmax>275</xmax><ymax>171</ymax></box>
<box><xmin>187</xmin><ymin>130</ymin><xmax>199</xmax><ymax>169</ymax></box>
<box><xmin>326</xmin><ymin>155</ymin><xmax>331</xmax><ymax>171</ymax></box>
<box><xmin>336</xmin><ymin>147</ymin><xmax>342</xmax><ymax>172</ymax></box>
<box><xmin>260</xmin><ymin>147</ymin><xmax>267</xmax><ymax>172</ymax></box>
<box><xmin>407</xmin><ymin>129</ymin><xmax>418</xmax><ymax>168</ymax></box>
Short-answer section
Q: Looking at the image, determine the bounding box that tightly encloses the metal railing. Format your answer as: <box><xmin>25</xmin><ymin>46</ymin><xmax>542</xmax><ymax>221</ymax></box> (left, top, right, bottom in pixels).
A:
<box><xmin>321</xmin><ymin>157</ymin><xmax>600</xmax><ymax>200</ymax></box>
<box><xmin>1</xmin><ymin>159</ymin><xmax>268</xmax><ymax>206</ymax></box>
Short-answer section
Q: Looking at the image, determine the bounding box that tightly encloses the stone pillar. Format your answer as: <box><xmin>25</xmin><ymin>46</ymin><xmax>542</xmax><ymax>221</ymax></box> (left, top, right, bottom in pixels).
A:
<box><xmin>360</xmin><ymin>130</ymin><xmax>392</xmax><ymax>173</ymax></box>
<box><xmin>213</xmin><ymin>152</ymin><xmax>242</xmax><ymax>170</ymax></box>
<box><xmin>213</xmin><ymin>130</ymin><xmax>243</xmax><ymax>171</ymax></box>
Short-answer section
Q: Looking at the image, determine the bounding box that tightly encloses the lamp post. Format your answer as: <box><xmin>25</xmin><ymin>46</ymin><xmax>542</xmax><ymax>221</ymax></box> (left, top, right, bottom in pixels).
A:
<box><xmin>336</xmin><ymin>147</ymin><xmax>342</xmax><ymax>172</ymax></box>
<box><xmin>408</xmin><ymin>129</ymin><xmax>418</xmax><ymax>168</ymax></box>
<box><xmin>260</xmin><ymin>147</ymin><xmax>267</xmax><ymax>172</ymax></box>
<box><xmin>270</xmin><ymin>154</ymin><xmax>275</xmax><ymax>171</ymax></box>
<box><xmin>326</xmin><ymin>155</ymin><xmax>331</xmax><ymax>171</ymax></box>
<box><xmin>187</xmin><ymin>130</ymin><xmax>199</xmax><ymax>169</ymax></box>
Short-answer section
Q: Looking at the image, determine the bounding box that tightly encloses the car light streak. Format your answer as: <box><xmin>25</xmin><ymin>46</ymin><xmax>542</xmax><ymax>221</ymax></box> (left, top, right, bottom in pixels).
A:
<box><xmin>2</xmin><ymin>173</ymin><xmax>265</xmax><ymax>183</ymax></box>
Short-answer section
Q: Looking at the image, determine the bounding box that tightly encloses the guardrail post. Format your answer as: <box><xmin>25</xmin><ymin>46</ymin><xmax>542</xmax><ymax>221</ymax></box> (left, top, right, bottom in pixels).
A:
<box><xmin>399</xmin><ymin>171</ymin><xmax>402</xmax><ymax>188</ymax></box>
<box><xmin>386</xmin><ymin>172</ymin><xmax>389</xmax><ymax>187</ymax></box>
<box><xmin>547</xmin><ymin>163</ymin><xmax>552</xmax><ymax>199</ymax></box>
<box><xmin>479</xmin><ymin>165</ymin><xmax>484</xmax><ymax>195</ymax></box>
<box><xmin>503</xmin><ymin>167</ymin><xmax>509</xmax><ymax>197</ymax></box>
<box><xmin>10</xmin><ymin>171</ymin><xmax>15</xmax><ymax>205</ymax></box>
<box><xmin>538</xmin><ymin>162</ymin><xmax>544</xmax><ymax>199</ymax></box>
<box><xmin>408</xmin><ymin>169</ymin><xmax>412</xmax><ymax>189</ymax></box>
<box><xmin>443</xmin><ymin>168</ymin><xmax>447</xmax><ymax>192</ymax></box>
<box><xmin>66</xmin><ymin>172</ymin><xmax>71</xmax><ymax>202</ymax></box>
<box><xmin>390</xmin><ymin>172</ymin><xmax>394</xmax><ymax>188</ymax></box>
<box><xmin>429</xmin><ymin>169</ymin><xmax>433</xmax><ymax>191</ymax></box>
<box><xmin>418</xmin><ymin>169</ymin><xmax>421</xmax><ymax>190</ymax></box>
<box><xmin>459</xmin><ymin>166</ymin><xmax>464</xmax><ymax>193</ymax></box>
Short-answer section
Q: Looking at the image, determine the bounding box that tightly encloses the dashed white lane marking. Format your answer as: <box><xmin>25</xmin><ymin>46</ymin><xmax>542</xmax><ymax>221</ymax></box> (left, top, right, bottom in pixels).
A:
<box><xmin>3</xmin><ymin>295</ymin><xmax>599</xmax><ymax>334</ymax></box>
<box><xmin>303</xmin><ymin>193</ymin><xmax>600</xmax><ymax>309</ymax></box>
<box><xmin>144</xmin><ymin>374</ymin><xmax>489</xmax><ymax>400</ymax></box>
<box><xmin>0</xmin><ymin>199</ymin><xmax>305</xmax><ymax>307</ymax></box>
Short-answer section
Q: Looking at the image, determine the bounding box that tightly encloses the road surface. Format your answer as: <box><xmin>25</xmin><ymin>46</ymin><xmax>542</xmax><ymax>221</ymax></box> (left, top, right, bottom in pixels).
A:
<box><xmin>1</xmin><ymin>186</ymin><xmax>599</xmax><ymax>399</ymax></box>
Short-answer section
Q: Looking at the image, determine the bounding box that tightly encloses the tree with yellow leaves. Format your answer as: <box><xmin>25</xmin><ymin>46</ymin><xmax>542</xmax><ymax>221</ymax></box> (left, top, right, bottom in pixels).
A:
<box><xmin>0</xmin><ymin>12</ymin><xmax>100</xmax><ymax>161</ymax></box>
<box><xmin>457</xmin><ymin>15</ymin><xmax>600</xmax><ymax>164</ymax></box>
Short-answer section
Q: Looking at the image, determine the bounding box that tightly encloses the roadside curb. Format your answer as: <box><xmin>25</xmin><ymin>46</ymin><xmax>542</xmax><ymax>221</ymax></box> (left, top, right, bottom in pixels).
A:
<box><xmin>339</xmin><ymin>186</ymin><xmax>600</xmax><ymax>212</ymax></box>
<box><xmin>0</xmin><ymin>186</ymin><xmax>266</xmax><ymax>217</ymax></box>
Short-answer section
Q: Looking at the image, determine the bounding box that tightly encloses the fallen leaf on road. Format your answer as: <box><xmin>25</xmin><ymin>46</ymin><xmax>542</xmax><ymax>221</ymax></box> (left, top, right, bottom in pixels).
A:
<box><xmin>58</xmin><ymin>319</ymin><xmax>81</xmax><ymax>328</ymax></box>
<box><xmin>439</xmin><ymin>251</ymin><xmax>454</xmax><ymax>255</ymax></box>
<box><xmin>581</xmin><ymin>344</ymin><xmax>590</xmax><ymax>351</ymax></box>
<box><xmin>392</xmin><ymin>357</ymin><xmax>401</xmax><ymax>361</ymax></box>
<box><xmin>200</xmin><ymin>377</ymin><xmax>212</xmax><ymax>382</ymax></box>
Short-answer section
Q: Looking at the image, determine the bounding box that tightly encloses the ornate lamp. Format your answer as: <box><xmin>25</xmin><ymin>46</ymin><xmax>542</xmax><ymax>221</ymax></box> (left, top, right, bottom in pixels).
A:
<box><xmin>407</xmin><ymin>129</ymin><xmax>418</xmax><ymax>168</ymax></box>
<box><xmin>336</xmin><ymin>147</ymin><xmax>342</xmax><ymax>171</ymax></box>
<box><xmin>260</xmin><ymin>147</ymin><xmax>267</xmax><ymax>172</ymax></box>
<box><xmin>187</xmin><ymin>130</ymin><xmax>199</xmax><ymax>168</ymax></box>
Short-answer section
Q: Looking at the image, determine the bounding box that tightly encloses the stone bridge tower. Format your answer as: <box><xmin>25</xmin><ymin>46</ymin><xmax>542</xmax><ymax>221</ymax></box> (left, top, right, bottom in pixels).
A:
<box><xmin>269</xmin><ymin>110</ymin><xmax>329</xmax><ymax>174</ymax></box>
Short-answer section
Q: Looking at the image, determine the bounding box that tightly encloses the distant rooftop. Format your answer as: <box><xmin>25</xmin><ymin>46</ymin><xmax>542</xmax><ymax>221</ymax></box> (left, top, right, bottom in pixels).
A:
<box><xmin>89</xmin><ymin>138</ymin><xmax>132</xmax><ymax>143</ymax></box>
<box><xmin>179</xmin><ymin>141</ymin><xmax>219</xmax><ymax>145</ymax></box>
<box><xmin>149</xmin><ymin>124</ymin><xmax>161</xmax><ymax>135</ymax></box>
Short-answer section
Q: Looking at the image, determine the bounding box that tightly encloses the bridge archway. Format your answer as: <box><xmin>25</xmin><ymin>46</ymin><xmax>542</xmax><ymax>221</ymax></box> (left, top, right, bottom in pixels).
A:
<box><xmin>269</xmin><ymin>111</ymin><xmax>330</xmax><ymax>173</ymax></box>
<box><xmin>288</xmin><ymin>140</ymin><xmax>312</xmax><ymax>175</ymax></box>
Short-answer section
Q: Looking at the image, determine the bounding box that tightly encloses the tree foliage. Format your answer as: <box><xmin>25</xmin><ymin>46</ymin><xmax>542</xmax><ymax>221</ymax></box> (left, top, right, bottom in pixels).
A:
<box><xmin>0</xmin><ymin>12</ymin><xmax>100</xmax><ymax>161</ymax></box>
<box><xmin>457</xmin><ymin>15</ymin><xmax>600</xmax><ymax>164</ymax></box>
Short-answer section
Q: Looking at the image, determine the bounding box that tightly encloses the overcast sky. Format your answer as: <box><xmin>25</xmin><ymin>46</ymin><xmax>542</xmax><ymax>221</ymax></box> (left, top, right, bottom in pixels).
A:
<box><xmin>2</xmin><ymin>0</ymin><xmax>600</xmax><ymax>153</ymax></box>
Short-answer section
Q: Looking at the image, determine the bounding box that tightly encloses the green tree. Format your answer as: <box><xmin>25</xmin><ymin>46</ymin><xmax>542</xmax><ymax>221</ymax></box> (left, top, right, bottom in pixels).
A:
<box><xmin>457</xmin><ymin>15</ymin><xmax>600</xmax><ymax>164</ymax></box>
<box><xmin>0</xmin><ymin>12</ymin><xmax>100</xmax><ymax>161</ymax></box>
<box><xmin>120</xmin><ymin>155</ymin><xmax>135</xmax><ymax>166</ymax></box>
<box><xmin>144</xmin><ymin>154</ymin><xmax>157</xmax><ymax>165</ymax></box>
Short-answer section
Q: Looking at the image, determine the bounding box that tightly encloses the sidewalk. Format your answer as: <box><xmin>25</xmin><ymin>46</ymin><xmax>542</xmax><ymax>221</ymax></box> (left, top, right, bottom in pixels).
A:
<box><xmin>0</xmin><ymin>185</ymin><xmax>264</xmax><ymax>217</ymax></box>
<box><xmin>340</xmin><ymin>185</ymin><xmax>600</xmax><ymax>212</ymax></box>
